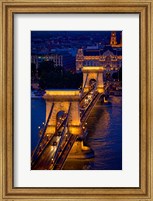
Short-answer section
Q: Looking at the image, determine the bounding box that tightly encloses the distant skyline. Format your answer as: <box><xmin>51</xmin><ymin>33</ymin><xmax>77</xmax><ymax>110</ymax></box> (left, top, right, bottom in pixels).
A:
<box><xmin>31</xmin><ymin>30</ymin><xmax>122</xmax><ymax>75</ymax></box>
<box><xmin>31</xmin><ymin>30</ymin><xmax>122</xmax><ymax>170</ymax></box>
<box><xmin>31</xmin><ymin>31</ymin><xmax>122</xmax><ymax>51</ymax></box>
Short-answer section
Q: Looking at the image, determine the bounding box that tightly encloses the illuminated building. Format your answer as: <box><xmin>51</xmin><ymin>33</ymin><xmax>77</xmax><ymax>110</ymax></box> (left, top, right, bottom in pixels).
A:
<box><xmin>110</xmin><ymin>31</ymin><xmax>122</xmax><ymax>48</ymax></box>
<box><xmin>76</xmin><ymin>31</ymin><xmax>122</xmax><ymax>79</ymax></box>
<box><xmin>76</xmin><ymin>47</ymin><xmax>122</xmax><ymax>72</ymax></box>
<box><xmin>31</xmin><ymin>54</ymin><xmax>63</xmax><ymax>69</ymax></box>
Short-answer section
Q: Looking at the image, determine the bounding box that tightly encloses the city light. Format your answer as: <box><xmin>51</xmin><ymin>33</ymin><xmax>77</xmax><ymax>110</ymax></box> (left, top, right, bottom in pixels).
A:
<box><xmin>31</xmin><ymin>31</ymin><xmax>122</xmax><ymax>171</ymax></box>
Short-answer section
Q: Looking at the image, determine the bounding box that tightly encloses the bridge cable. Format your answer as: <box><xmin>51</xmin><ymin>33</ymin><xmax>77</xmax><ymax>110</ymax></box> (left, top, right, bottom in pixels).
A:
<box><xmin>31</xmin><ymin>103</ymin><xmax>55</xmax><ymax>161</ymax></box>
<box><xmin>31</xmin><ymin>106</ymin><xmax>72</xmax><ymax>168</ymax></box>
<box><xmin>52</xmin><ymin>102</ymin><xmax>72</xmax><ymax>164</ymax></box>
<box><xmin>81</xmin><ymin>73</ymin><xmax>88</xmax><ymax>96</ymax></box>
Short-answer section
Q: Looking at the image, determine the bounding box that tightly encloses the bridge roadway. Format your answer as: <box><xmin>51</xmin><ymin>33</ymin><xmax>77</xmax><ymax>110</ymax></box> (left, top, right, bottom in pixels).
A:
<box><xmin>52</xmin><ymin>92</ymin><xmax>102</xmax><ymax>170</ymax></box>
<box><xmin>52</xmin><ymin>135</ymin><xmax>77</xmax><ymax>170</ymax></box>
<box><xmin>31</xmin><ymin>116</ymin><xmax>67</xmax><ymax>164</ymax></box>
<box><xmin>32</xmin><ymin>131</ymin><xmax>74</xmax><ymax>170</ymax></box>
<box><xmin>81</xmin><ymin>92</ymin><xmax>101</xmax><ymax>125</ymax></box>
<box><xmin>80</xmin><ymin>88</ymin><xmax>93</xmax><ymax>104</ymax></box>
<box><xmin>31</xmin><ymin>114</ymin><xmax>75</xmax><ymax>169</ymax></box>
<box><xmin>32</xmin><ymin>103</ymin><xmax>72</xmax><ymax>169</ymax></box>
<box><xmin>32</xmin><ymin>85</ymin><xmax>102</xmax><ymax>170</ymax></box>
<box><xmin>32</xmin><ymin>135</ymin><xmax>60</xmax><ymax>170</ymax></box>
<box><xmin>52</xmin><ymin>89</ymin><xmax>101</xmax><ymax>169</ymax></box>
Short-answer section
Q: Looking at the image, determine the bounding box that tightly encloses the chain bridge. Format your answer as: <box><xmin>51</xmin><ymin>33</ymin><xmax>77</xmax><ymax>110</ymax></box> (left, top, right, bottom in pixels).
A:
<box><xmin>31</xmin><ymin>66</ymin><xmax>108</xmax><ymax>170</ymax></box>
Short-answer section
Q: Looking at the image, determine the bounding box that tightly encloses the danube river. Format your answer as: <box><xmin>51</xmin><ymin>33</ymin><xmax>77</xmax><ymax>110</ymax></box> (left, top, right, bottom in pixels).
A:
<box><xmin>31</xmin><ymin>95</ymin><xmax>122</xmax><ymax>170</ymax></box>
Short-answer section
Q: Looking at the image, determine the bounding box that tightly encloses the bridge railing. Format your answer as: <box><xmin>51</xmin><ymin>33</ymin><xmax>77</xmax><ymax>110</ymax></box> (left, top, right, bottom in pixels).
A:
<box><xmin>31</xmin><ymin>115</ymin><xmax>68</xmax><ymax>167</ymax></box>
<box><xmin>81</xmin><ymin>93</ymin><xmax>101</xmax><ymax>126</ymax></box>
<box><xmin>52</xmin><ymin>135</ymin><xmax>77</xmax><ymax>170</ymax></box>
<box><xmin>31</xmin><ymin>103</ymin><xmax>73</xmax><ymax>169</ymax></box>
<box><xmin>79</xmin><ymin>73</ymin><xmax>99</xmax><ymax>111</ymax></box>
<box><xmin>80</xmin><ymin>73</ymin><xmax>88</xmax><ymax>97</ymax></box>
<box><xmin>52</xmin><ymin>102</ymin><xmax>72</xmax><ymax>164</ymax></box>
<box><xmin>81</xmin><ymin>92</ymin><xmax>98</xmax><ymax>118</ymax></box>
<box><xmin>80</xmin><ymin>87</ymin><xmax>93</xmax><ymax>104</ymax></box>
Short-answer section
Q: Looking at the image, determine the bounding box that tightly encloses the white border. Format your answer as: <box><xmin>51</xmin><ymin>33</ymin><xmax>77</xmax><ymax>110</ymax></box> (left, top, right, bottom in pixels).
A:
<box><xmin>14</xmin><ymin>14</ymin><xmax>139</xmax><ymax>187</ymax></box>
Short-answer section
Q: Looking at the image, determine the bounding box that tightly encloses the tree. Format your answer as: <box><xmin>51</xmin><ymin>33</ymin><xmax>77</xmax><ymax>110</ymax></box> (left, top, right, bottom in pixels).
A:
<box><xmin>38</xmin><ymin>61</ymin><xmax>82</xmax><ymax>89</ymax></box>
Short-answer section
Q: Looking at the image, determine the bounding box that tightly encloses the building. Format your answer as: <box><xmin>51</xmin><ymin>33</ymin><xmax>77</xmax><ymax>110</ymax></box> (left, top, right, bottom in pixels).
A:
<box><xmin>110</xmin><ymin>31</ymin><xmax>122</xmax><ymax>48</ymax></box>
<box><xmin>76</xmin><ymin>31</ymin><xmax>122</xmax><ymax>80</ymax></box>
<box><xmin>51</xmin><ymin>50</ymin><xmax>76</xmax><ymax>72</ymax></box>
<box><xmin>31</xmin><ymin>54</ymin><xmax>63</xmax><ymax>69</ymax></box>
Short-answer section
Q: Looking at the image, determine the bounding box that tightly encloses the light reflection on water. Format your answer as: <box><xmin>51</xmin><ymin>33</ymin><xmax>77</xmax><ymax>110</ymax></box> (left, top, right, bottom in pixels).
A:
<box><xmin>31</xmin><ymin>99</ymin><xmax>46</xmax><ymax>152</ymax></box>
<box><xmin>64</xmin><ymin>96</ymin><xmax>122</xmax><ymax>170</ymax></box>
<box><xmin>31</xmin><ymin>96</ymin><xmax>122</xmax><ymax>170</ymax></box>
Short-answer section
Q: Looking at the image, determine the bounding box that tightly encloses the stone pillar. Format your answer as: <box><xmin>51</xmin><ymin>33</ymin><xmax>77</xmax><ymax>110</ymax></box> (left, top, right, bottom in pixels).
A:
<box><xmin>68</xmin><ymin>140</ymin><xmax>94</xmax><ymax>159</ymax></box>
<box><xmin>43</xmin><ymin>90</ymin><xmax>82</xmax><ymax>135</ymax></box>
<box><xmin>82</xmin><ymin>73</ymin><xmax>89</xmax><ymax>92</ymax></box>
<box><xmin>68</xmin><ymin>102</ymin><xmax>82</xmax><ymax>135</ymax></box>
<box><xmin>97</xmin><ymin>73</ymin><xmax>104</xmax><ymax>93</ymax></box>
<box><xmin>43</xmin><ymin>90</ymin><xmax>94</xmax><ymax>159</ymax></box>
<box><xmin>82</xmin><ymin>66</ymin><xmax>104</xmax><ymax>94</ymax></box>
<box><xmin>45</xmin><ymin>101</ymin><xmax>55</xmax><ymax>135</ymax></box>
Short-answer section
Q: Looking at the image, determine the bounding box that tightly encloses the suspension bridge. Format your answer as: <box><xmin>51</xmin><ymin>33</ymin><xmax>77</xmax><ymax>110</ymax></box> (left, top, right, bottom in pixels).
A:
<box><xmin>31</xmin><ymin>66</ymin><xmax>108</xmax><ymax>170</ymax></box>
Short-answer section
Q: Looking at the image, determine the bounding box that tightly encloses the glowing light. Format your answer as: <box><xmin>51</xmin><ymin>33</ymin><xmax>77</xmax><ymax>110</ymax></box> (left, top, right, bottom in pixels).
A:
<box><xmin>45</xmin><ymin>90</ymin><xmax>80</xmax><ymax>96</ymax></box>
<box><xmin>82</xmin><ymin>67</ymin><xmax>104</xmax><ymax>71</ymax></box>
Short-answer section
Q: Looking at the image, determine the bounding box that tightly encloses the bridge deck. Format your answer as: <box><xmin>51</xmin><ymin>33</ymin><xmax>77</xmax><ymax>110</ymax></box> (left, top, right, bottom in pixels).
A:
<box><xmin>81</xmin><ymin>93</ymin><xmax>101</xmax><ymax>124</ymax></box>
<box><xmin>31</xmin><ymin>83</ymin><xmax>103</xmax><ymax>170</ymax></box>
<box><xmin>53</xmin><ymin>135</ymin><xmax>77</xmax><ymax>170</ymax></box>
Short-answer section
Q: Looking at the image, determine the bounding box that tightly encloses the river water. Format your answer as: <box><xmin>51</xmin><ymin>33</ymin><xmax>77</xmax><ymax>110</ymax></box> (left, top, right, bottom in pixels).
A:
<box><xmin>31</xmin><ymin>95</ymin><xmax>122</xmax><ymax>170</ymax></box>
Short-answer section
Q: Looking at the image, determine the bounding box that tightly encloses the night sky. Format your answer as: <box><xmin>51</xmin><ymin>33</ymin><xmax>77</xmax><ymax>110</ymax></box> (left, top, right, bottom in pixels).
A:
<box><xmin>31</xmin><ymin>31</ymin><xmax>122</xmax><ymax>48</ymax></box>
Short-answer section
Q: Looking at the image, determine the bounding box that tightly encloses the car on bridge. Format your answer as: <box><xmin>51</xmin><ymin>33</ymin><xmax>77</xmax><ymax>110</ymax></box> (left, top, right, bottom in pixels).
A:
<box><xmin>57</xmin><ymin>131</ymin><xmax>62</xmax><ymax>136</ymax></box>
<box><xmin>53</xmin><ymin>141</ymin><xmax>57</xmax><ymax>146</ymax></box>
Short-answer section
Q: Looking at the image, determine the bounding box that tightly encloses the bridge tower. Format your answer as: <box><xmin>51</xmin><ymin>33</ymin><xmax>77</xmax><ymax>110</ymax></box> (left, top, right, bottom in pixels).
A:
<box><xmin>43</xmin><ymin>90</ymin><xmax>93</xmax><ymax>159</ymax></box>
<box><xmin>82</xmin><ymin>66</ymin><xmax>104</xmax><ymax>93</ymax></box>
<box><xmin>43</xmin><ymin>90</ymin><xmax>82</xmax><ymax>135</ymax></box>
